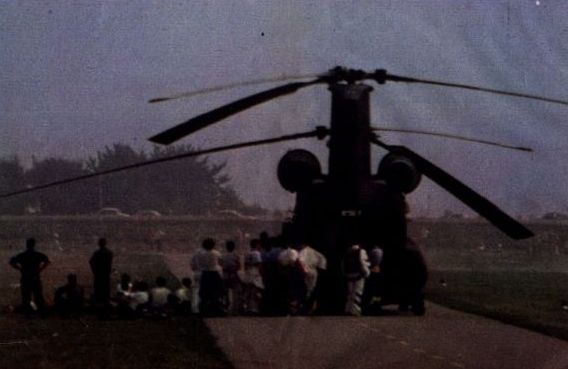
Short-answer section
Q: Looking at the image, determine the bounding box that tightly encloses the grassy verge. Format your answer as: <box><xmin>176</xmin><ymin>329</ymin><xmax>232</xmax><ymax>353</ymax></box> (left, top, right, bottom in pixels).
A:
<box><xmin>0</xmin><ymin>315</ymin><xmax>233</xmax><ymax>369</ymax></box>
<box><xmin>0</xmin><ymin>250</ymin><xmax>233</xmax><ymax>369</ymax></box>
<box><xmin>427</xmin><ymin>247</ymin><xmax>568</xmax><ymax>340</ymax></box>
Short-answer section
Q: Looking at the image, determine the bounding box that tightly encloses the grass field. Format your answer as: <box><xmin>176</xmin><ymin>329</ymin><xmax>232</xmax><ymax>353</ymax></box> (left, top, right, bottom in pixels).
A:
<box><xmin>425</xmin><ymin>248</ymin><xmax>568</xmax><ymax>341</ymax></box>
<box><xmin>1</xmin><ymin>217</ymin><xmax>568</xmax><ymax>368</ymax></box>
<box><xmin>0</xmin><ymin>249</ymin><xmax>232</xmax><ymax>369</ymax></box>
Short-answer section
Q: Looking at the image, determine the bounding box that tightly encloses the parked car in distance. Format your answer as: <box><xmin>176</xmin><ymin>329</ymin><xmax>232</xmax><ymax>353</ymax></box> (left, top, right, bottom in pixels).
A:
<box><xmin>134</xmin><ymin>209</ymin><xmax>162</xmax><ymax>218</ymax></box>
<box><xmin>97</xmin><ymin>207</ymin><xmax>130</xmax><ymax>217</ymax></box>
<box><xmin>542</xmin><ymin>212</ymin><xmax>568</xmax><ymax>221</ymax></box>
<box><xmin>217</xmin><ymin>209</ymin><xmax>257</xmax><ymax>220</ymax></box>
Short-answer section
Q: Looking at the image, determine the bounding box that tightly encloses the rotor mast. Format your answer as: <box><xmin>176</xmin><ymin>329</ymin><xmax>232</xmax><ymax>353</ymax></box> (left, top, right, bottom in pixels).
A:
<box><xmin>328</xmin><ymin>82</ymin><xmax>374</xmax><ymax>214</ymax></box>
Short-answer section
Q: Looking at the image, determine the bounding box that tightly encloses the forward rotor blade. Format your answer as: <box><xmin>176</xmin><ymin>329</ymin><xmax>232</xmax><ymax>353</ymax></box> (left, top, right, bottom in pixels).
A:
<box><xmin>378</xmin><ymin>70</ymin><xmax>568</xmax><ymax>106</ymax></box>
<box><xmin>149</xmin><ymin>73</ymin><xmax>321</xmax><ymax>104</ymax></box>
<box><xmin>0</xmin><ymin>128</ymin><xmax>327</xmax><ymax>200</ymax></box>
<box><xmin>371</xmin><ymin>136</ymin><xmax>534</xmax><ymax>240</ymax></box>
<box><xmin>149</xmin><ymin>78</ymin><xmax>325</xmax><ymax>145</ymax></box>
<box><xmin>372</xmin><ymin>127</ymin><xmax>533</xmax><ymax>152</ymax></box>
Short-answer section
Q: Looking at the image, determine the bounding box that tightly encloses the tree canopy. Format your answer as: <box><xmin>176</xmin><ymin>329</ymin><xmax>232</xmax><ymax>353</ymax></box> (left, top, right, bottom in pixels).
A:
<box><xmin>0</xmin><ymin>144</ymin><xmax>257</xmax><ymax>215</ymax></box>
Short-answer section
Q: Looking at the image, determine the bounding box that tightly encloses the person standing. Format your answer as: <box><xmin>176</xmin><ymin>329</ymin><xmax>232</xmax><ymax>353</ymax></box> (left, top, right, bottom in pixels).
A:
<box><xmin>89</xmin><ymin>238</ymin><xmax>113</xmax><ymax>309</ymax></box>
<box><xmin>193</xmin><ymin>238</ymin><xmax>224</xmax><ymax>316</ymax></box>
<box><xmin>343</xmin><ymin>244</ymin><xmax>370</xmax><ymax>316</ymax></box>
<box><xmin>220</xmin><ymin>240</ymin><xmax>241</xmax><ymax>315</ymax></box>
<box><xmin>9</xmin><ymin>238</ymin><xmax>50</xmax><ymax>313</ymax></box>
<box><xmin>298</xmin><ymin>243</ymin><xmax>327</xmax><ymax>314</ymax></box>
<box><xmin>243</xmin><ymin>239</ymin><xmax>264</xmax><ymax>315</ymax></box>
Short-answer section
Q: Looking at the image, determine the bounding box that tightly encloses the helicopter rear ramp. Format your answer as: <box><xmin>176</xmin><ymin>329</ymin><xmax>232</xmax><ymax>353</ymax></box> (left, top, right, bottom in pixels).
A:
<box><xmin>206</xmin><ymin>303</ymin><xmax>568</xmax><ymax>369</ymax></box>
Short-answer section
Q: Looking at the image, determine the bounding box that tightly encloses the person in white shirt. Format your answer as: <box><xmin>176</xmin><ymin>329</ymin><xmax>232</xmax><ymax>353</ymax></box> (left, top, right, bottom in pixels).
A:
<box><xmin>343</xmin><ymin>244</ymin><xmax>371</xmax><ymax>316</ymax></box>
<box><xmin>298</xmin><ymin>244</ymin><xmax>327</xmax><ymax>314</ymax></box>
<box><xmin>278</xmin><ymin>243</ymin><xmax>306</xmax><ymax>315</ymax></box>
<box><xmin>150</xmin><ymin>276</ymin><xmax>172</xmax><ymax>315</ymax></box>
<box><xmin>128</xmin><ymin>281</ymin><xmax>150</xmax><ymax>315</ymax></box>
<box><xmin>193</xmin><ymin>238</ymin><xmax>224</xmax><ymax>316</ymax></box>
<box><xmin>242</xmin><ymin>239</ymin><xmax>264</xmax><ymax>314</ymax></box>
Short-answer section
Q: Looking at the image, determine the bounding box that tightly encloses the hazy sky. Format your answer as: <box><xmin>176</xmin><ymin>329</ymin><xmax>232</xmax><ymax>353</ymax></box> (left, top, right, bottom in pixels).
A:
<box><xmin>1</xmin><ymin>1</ymin><xmax>567</xmax><ymax>216</ymax></box>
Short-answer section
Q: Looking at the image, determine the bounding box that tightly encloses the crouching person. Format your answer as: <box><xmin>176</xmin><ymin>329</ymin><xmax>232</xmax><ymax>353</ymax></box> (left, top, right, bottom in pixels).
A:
<box><xmin>54</xmin><ymin>273</ymin><xmax>84</xmax><ymax>317</ymax></box>
<box><xmin>343</xmin><ymin>244</ymin><xmax>370</xmax><ymax>316</ymax></box>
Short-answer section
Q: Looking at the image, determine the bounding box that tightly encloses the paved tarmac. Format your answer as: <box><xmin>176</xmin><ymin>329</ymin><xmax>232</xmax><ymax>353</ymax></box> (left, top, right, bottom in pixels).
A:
<box><xmin>206</xmin><ymin>303</ymin><xmax>568</xmax><ymax>369</ymax></box>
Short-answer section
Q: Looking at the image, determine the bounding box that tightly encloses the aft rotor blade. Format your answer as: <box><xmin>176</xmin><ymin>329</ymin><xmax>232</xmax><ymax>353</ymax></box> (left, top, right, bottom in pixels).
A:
<box><xmin>377</xmin><ymin>70</ymin><xmax>568</xmax><ymax>106</ymax></box>
<box><xmin>149</xmin><ymin>78</ymin><xmax>325</xmax><ymax>145</ymax></box>
<box><xmin>372</xmin><ymin>127</ymin><xmax>533</xmax><ymax>152</ymax></box>
<box><xmin>0</xmin><ymin>128</ymin><xmax>327</xmax><ymax>200</ymax></box>
<box><xmin>371</xmin><ymin>136</ymin><xmax>534</xmax><ymax>240</ymax></box>
<box><xmin>149</xmin><ymin>73</ymin><xmax>321</xmax><ymax>104</ymax></box>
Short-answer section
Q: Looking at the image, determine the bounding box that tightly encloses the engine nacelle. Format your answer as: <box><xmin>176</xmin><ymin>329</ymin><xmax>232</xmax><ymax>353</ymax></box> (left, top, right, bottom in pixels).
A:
<box><xmin>377</xmin><ymin>152</ymin><xmax>421</xmax><ymax>193</ymax></box>
<box><xmin>277</xmin><ymin>149</ymin><xmax>322</xmax><ymax>193</ymax></box>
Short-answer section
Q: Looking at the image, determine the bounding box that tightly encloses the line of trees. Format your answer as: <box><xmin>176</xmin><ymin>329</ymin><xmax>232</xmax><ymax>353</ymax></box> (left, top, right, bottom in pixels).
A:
<box><xmin>0</xmin><ymin>143</ymin><xmax>261</xmax><ymax>216</ymax></box>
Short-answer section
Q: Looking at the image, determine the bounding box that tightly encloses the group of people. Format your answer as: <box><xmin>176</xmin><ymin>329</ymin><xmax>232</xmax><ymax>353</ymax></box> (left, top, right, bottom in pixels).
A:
<box><xmin>8</xmin><ymin>237</ymin><xmax>192</xmax><ymax>318</ymax></box>
<box><xmin>8</xmin><ymin>233</ymin><xmax>390</xmax><ymax>318</ymax></box>
<box><xmin>190</xmin><ymin>232</ymin><xmax>385</xmax><ymax>317</ymax></box>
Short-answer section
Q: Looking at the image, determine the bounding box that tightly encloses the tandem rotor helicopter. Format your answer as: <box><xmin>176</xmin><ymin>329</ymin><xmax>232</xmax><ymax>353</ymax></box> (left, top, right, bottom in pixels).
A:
<box><xmin>3</xmin><ymin>66</ymin><xmax>568</xmax><ymax>314</ymax></box>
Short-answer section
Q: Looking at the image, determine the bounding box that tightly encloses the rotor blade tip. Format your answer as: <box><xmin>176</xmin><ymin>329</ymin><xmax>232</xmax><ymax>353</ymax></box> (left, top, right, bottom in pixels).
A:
<box><xmin>148</xmin><ymin>97</ymin><xmax>168</xmax><ymax>104</ymax></box>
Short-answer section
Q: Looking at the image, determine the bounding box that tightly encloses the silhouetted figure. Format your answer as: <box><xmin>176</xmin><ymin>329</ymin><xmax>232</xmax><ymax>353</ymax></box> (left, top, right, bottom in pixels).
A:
<box><xmin>89</xmin><ymin>238</ymin><xmax>113</xmax><ymax>310</ymax></box>
<box><xmin>261</xmin><ymin>235</ymin><xmax>285</xmax><ymax>315</ymax></box>
<box><xmin>9</xmin><ymin>238</ymin><xmax>50</xmax><ymax>313</ymax></box>
<box><xmin>173</xmin><ymin>277</ymin><xmax>193</xmax><ymax>315</ymax></box>
<box><xmin>54</xmin><ymin>273</ymin><xmax>84</xmax><ymax>316</ymax></box>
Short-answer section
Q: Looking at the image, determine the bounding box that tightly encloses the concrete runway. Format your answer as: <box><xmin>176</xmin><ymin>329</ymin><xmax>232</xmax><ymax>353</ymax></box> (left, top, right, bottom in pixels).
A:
<box><xmin>206</xmin><ymin>303</ymin><xmax>568</xmax><ymax>369</ymax></box>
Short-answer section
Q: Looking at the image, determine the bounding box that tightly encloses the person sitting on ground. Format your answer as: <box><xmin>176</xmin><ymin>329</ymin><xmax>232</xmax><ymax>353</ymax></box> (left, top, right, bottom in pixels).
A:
<box><xmin>173</xmin><ymin>277</ymin><xmax>193</xmax><ymax>315</ymax></box>
<box><xmin>54</xmin><ymin>273</ymin><xmax>84</xmax><ymax>316</ymax></box>
<box><xmin>150</xmin><ymin>277</ymin><xmax>172</xmax><ymax>316</ymax></box>
<box><xmin>116</xmin><ymin>273</ymin><xmax>133</xmax><ymax>298</ymax></box>
<box><xmin>126</xmin><ymin>281</ymin><xmax>150</xmax><ymax>317</ymax></box>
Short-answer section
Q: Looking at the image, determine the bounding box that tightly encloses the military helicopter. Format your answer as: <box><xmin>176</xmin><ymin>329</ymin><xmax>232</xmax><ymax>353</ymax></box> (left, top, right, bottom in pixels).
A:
<box><xmin>147</xmin><ymin>66</ymin><xmax>568</xmax><ymax>314</ymax></box>
<box><xmin>2</xmin><ymin>66</ymin><xmax>567</xmax><ymax>315</ymax></box>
